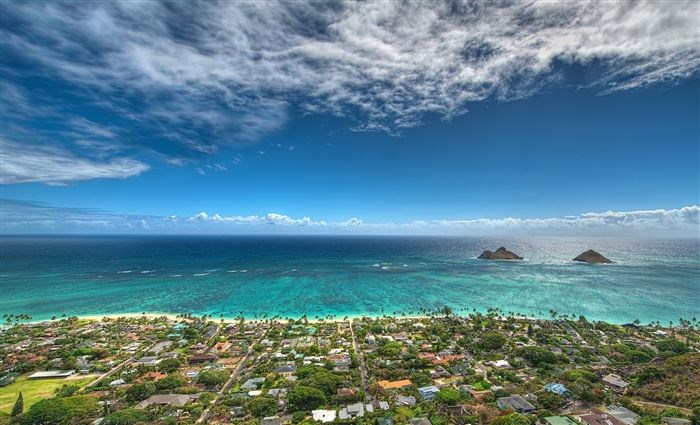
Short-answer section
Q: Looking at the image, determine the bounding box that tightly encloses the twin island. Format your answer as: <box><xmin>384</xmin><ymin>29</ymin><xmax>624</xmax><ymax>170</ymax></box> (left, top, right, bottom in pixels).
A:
<box><xmin>478</xmin><ymin>247</ymin><xmax>612</xmax><ymax>264</ymax></box>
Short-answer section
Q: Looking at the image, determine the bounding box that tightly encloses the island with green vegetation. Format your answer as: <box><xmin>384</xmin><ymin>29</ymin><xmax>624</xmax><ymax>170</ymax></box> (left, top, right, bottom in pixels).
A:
<box><xmin>0</xmin><ymin>311</ymin><xmax>698</xmax><ymax>425</ymax></box>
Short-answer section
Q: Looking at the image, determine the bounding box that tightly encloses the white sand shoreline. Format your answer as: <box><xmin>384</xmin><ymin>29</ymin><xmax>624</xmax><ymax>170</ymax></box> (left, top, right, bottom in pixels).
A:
<box><xmin>18</xmin><ymin>311</ymin><xmax>546</xmax><ymax>326</ymax></box>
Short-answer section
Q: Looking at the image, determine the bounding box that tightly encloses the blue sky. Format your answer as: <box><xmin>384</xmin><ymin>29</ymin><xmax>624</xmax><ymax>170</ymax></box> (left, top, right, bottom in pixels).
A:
<box><xmin>1</xmin><ymin>1</ymin><xmax>698</xmax><ymax>235</ymax></box>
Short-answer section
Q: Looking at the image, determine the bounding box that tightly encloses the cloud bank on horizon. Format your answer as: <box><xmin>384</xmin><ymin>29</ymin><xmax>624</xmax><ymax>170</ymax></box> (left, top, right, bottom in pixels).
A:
<box><xmin>1</xmin><ymin>0</ymin><xmax>699</xmax><ymax>184</ymax></box>
<box><xmin>1</xmin><ymin>199</ymin><xmax>697</xmax><ymax>237</ymax></box>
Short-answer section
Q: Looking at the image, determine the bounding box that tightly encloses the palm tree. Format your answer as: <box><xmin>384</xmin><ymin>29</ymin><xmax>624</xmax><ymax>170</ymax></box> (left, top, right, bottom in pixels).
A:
<box><xmin>442</xmin><ymin>305</ymin><xmax>453</xmax><ymax>318</ymax></box>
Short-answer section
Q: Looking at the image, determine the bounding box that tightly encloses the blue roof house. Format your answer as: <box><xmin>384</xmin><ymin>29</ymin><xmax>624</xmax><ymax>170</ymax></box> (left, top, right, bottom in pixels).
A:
<box><xmin>544</xmin><ymin>383</ymin><xmax>569</xmax><ymax>396</ymax></box>
<box><xmin>418</xmin><ymin>386</ymin><xmax>440</xmax><ymax>401</ymax></box>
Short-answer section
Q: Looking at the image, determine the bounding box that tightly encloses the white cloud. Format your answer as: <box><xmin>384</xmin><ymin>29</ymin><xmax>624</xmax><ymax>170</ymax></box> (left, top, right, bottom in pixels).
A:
<box><xmin>3</xmin><ymin>199</ymin><xmax>697</xmax><ymax>237</ymax></box>
<box><xmin>2</xmin><ymin>0</ymin><xmax>698</xmax><ymax>142</ymax></box>
<box><xmin>0</xmin><ymin>139</ymin><xmax>149</xmax><ymax>185</ymax></box>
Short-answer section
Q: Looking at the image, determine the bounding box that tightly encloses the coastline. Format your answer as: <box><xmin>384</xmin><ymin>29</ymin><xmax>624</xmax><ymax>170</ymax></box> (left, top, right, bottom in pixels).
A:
<box><xmin>19</xmin><ymin>311</ymin><xmax>606</xmax><ymax>327</ymax></box>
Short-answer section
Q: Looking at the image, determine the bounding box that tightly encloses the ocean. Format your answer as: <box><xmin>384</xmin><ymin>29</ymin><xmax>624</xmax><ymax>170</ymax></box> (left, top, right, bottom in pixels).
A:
<box><xmin>0</xmin><ymin>235</ymin><xmax>698</xmax><ymax>324</ymax></box>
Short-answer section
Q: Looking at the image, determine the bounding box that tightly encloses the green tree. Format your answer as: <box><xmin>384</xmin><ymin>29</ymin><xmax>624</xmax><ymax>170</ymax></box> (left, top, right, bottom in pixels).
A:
<box><xmin>518</xmin><ymin>346</ymin><xmax>558</xmax><ymax>367</ymax></box>
<box><xmin>437</xmin><ymin>387</ymin><xmax>461</xmax><ymax>405</ymax></box>
<box><xmin>125</xmin><ymin>382</ymin><xmax>156</xmax><ymax>402</ymax></box>
<box><xmin>55</xmin><ymin>384</ymin><xmax>80</xmax><ymax>398</ymax></box>
<box><xmin>103</xmin><ymin>408</ymin><xmax>150</xmax><ymax>425</ymax></box>
<box><xmin>155</xmin><ymin>374</ymin><xmax>187</xmax><ymax>392</ymax></box>
<box><xmin>197</xmin><ymin>370</ymin><xmax>230</xmax><ymax>387</ymax></box>
<box><xmin>21</xmin><ymin>395</ymin><xmax>99</xmax><ymax>425</ymax></box>
<box><xmin>302</xmin><ymin>371</ymin><xmax>339</xmax><ymax>397</ymax></box>
<box><xmin>158</xmin><ymin>358</ymin><xmax>182</xmax><ymax>373</ymax></box>
<box><xmin>247</xmin><ymin>397</ymin><xmax>278</xmax><ymax>417</ymax></box>
<box><xmin>538</xmin><ymin>391</ymin><xmax>564</xmax><ymax>410</ymax></box>
<box><xmin>288</xmin><ymin>386</ymin><xmax>327</xmax><ymax>411</ymax></box>
<box><xmin>480</xmin><ymin>333</ymin><xmax>506</xmax><ymax>350</ymax></box>
<box><xmin>491</xmin><ymin>413</ymin><xmax>531</xmax><ymax>425</ymax></box>
<box><xmin>11</xmin><ymin>392</ymin><xmax>23</xmax><ymax>417</ymax></box>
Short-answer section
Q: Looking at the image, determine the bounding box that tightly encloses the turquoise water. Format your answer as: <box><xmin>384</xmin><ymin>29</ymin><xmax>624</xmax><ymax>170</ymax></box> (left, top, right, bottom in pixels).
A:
<box><xmin>0</xmin><ymin>236</ymin><xmax>698</xmax><ymax>324</ymax></box>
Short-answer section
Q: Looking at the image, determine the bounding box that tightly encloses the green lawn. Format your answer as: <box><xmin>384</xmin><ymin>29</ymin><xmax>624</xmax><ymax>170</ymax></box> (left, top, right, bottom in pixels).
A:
<box><xmin>0</xmin><ymin>375</ymin><xmax>94</xmax><ymax>414</ymax></box>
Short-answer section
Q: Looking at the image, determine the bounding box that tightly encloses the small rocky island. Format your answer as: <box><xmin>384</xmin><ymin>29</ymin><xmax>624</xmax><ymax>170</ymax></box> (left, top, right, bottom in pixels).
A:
<box><xmin>573</xmin><ymin>249</ymin><xmax>612</xmax><ymax>264</ymax></box>
<box><xmin>478</xmin><ymin>247</ymin><xmax>523</xmax><ymax>260</ymax></box>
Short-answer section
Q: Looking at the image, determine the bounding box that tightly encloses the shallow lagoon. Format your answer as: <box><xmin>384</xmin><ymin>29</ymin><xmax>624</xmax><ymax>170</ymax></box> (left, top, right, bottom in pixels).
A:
<box><xmin>1</xmin><ymin>236</ymin><xmax>698</xmax><ymax>323</ymax></box>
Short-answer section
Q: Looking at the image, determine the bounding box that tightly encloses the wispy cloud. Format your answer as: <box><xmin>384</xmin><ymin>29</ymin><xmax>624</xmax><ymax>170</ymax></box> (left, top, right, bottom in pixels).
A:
<box><xmin>2</xmin><ymin>199</ymin><xmax>697</xmax><ymax>237</ymax></box>
<box><xmin>0</xmin><ymin>140</ymin><xmax>149</xmax><ymax>185</ymax></box>
<box><xmin>2</xmin><ymin>0</ymin><xmax>698</xmax><ymax>154</ymax></box>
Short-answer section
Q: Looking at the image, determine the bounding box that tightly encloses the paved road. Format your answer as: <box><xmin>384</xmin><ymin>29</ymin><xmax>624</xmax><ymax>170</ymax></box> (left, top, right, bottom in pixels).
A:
<box><xmin>196</xmin><ymin>328</ymin><xmax>269</xmax><ymax>424</ymax></box>
<box><xmin>84</xmin><ymin>356</ymin><xmax>134</xmax><ymax>389</ymax></box>
<box><xmin>349</xmin><ymin>320</ymin><xmax>370</xmax><ymax>401</ymax></box>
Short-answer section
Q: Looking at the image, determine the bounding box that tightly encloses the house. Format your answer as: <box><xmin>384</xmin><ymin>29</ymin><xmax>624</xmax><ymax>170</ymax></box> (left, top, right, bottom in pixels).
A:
<box><xmin>211</xmin><ymin>341</ymin><xmax>232</xmax><ymax>353</ymax></box>
<box><xmin>418</xmin><ymin>385</ymin><xmax>440</xmax><ymax>401</ymax></box>
<box><xmin>339</xmin><ymin>403</ymin><xmax>365</xmax><ymax>419</ymax></box>
<box><xmin>396</xmin><ymin>395</ymin><xmax>417</xmax><ymax>406</ymax></box>
<box><xmin>543</xmin><ymin>417</ymin><xmax>578</xmax><ymax>425</ymax></box>
<box><xmin>274</xmin><ymin>364</ymin><xmax>297</xmax><ymax>376</ymax></box>
<box><xmin>149</xmin><ymin>340</ymin><xmax>173</xmax><ymax>355</ymax></box>
<box><xmin>441</xmin><ymin>405</ymin><xmax>470</xmax><ymax>425</ymax></box>
<box><xmin>602</xmin><ymin>374</ymin><xmax>629</xmax><ymax>392</ymax></box>
<box><xmin>378</xmin><ymin>379</ymin><xmax>412</xmax><ymax>390</ymax></box>
<box><xmin>606</xmin><ymin>405</ymin><xmax>640</xmax><ymax>425</ymax></box>
<box><xmin>28</xmin><ymin>370</ymin><xmax>75</xmax><ymax>379</ymax></box>
<box><xmin>544</xmin><ymin>383</ymin><xmax>569</xmax><ymax>396</ymax></box>
<box><xmin>312</xmin><ymin>410</ymin><xmax>337</xmax><ymax>423</ymax></box>
<box><xmin>576</xmin><ymin>409</ymin><xmax>625</xmax><ymax>425</ymax></box>
<box><xmin>262</xmin><ymin>416</ymin><xmax>282</xmax><ymax>425</ymax></box>
<box><xmin>430</xmin><ymin>366</ymin><xmax>450</xmax><ymax>378</ymax></box>
<box><xmin>204</xmin><ymin>325</ymin><xmax>219</xmax><ymax>341</ymax></box>
<box><xmin>410</xmin><ymin>418</ymin><xmax>432</xmax><ymax>425</ymax></box>
<box><xmin>133</xmin><ymin>356</ymin><xmax>161</xmax><ymax>367</ymax></box>
<box><xmin>337</xmin><ymin>387</ymin><xmax>359</xmax><ymax>398</ymax></box>
<box><xmin>241</xmin><ymin>377</ymin><xmax>266</xmax><ymax>390</ymax></box>
<box><xmin>432</xmin><ymin>354</ymin><xmax>465</xmax><ymax>365</ymax></box>
<box><xmin>137</xmin><ymin>394</ymin><xmax>200</xmax><ymax>409</ymax></box>
<box><xmin>497</xmin><ymin>395</ymin><xmax>536</xmax><ymax>414</ymax></box>
<box><xmin>0</xmin><ymin>373</ymin><xmax>18</xmax><ymax>386</ymax></box>
<box><xmin>450</xmin><ymin>363</ymin><xmax>471</xmax><ymax>376</ymax></box>
<box><xmin>230</xmin><ymin>406</ymin><xmax>245</xmax><ymax>418</ymax></box>
<box><xmin>661</xmin><ymin>418</ymin><xmax>691</xmax><ymax>425</ymax></box>
<box><xmin>141</xmin><ymin>371</ymin><xmax>167</xmax><ymax>382</ymax></box>
<box><xmin>189</xmin><ymin>354</ymin><xmax>218</xmax><ymax>364</ymax></box>
<box><xmin>488</xmin><ymin>360</ymin><xmax>511</xmax><ymax>369</ymax></box>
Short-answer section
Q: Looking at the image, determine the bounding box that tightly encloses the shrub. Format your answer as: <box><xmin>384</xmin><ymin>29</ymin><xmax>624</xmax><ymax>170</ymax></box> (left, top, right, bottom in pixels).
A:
<box><xmin>480</xmin><ymin>333</ymin><xmax>506</xmax><ymax>350</ymax></box>
<box><xmin>103</xmin><ymin>409</ymin><xmax>150</xmax><ymax>425</ymax></box>
<box><xmin>437</xmin><ymin>387</ymin><xmax>461</xmax><ymax>405</ymax></box>
<box><xmin>248</xmin><ymin>397</ymin><xmax>278</xmax><ymax>417</ymax></box>
<box><xmin>125</xmin><ymin>382</ymin><xmax>156</xmax><ymax>402</ymax></box>
<box><xmin>288</xmin><ymin>386</ymin><xmax>327</xmax><ymax>411</ymax></box>
<box><xmin>21</xmin><ymin>395</ymin><xmax>99</xmax><ymax>425</ymax></box>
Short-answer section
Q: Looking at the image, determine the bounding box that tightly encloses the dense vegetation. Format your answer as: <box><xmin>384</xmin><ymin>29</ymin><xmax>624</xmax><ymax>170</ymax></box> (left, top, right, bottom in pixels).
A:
<box><xmin>628</xmin><ymin>352</ymin><xmax>700</xmax><ymax>408</ymax></box>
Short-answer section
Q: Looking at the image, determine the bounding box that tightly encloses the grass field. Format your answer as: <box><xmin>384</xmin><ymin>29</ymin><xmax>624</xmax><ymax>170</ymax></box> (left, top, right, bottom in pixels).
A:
<box><xmin>0</xmin><ymin>375</ymin><xmax>95</xmax><ymax>414</ymax></box>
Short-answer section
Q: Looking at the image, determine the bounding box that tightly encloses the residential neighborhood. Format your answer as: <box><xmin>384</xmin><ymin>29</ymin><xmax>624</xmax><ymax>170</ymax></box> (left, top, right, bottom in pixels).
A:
<box><xmin>0</xmin><ymin>312</ymin><xmax>697</xmax><ymax>425</ymax></box>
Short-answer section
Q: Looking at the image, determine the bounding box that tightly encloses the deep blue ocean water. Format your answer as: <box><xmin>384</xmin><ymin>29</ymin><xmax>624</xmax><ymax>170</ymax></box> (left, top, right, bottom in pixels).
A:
<box><xmin>0</xmin><ymin>236</ymin><xmax>698</xmax><ymax>324</ymax></box>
